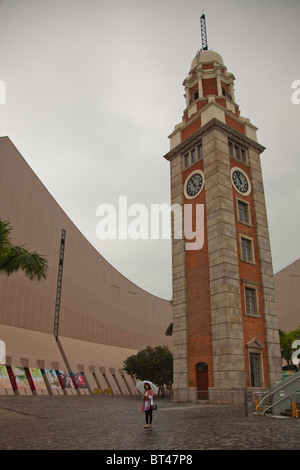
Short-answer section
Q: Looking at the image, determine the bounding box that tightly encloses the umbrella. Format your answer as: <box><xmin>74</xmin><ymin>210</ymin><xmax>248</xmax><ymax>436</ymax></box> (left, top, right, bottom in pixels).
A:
<box><xmin>136</xmin><ymin>380</ymin><xmax>158</xmax><ymax>395</ymax></box>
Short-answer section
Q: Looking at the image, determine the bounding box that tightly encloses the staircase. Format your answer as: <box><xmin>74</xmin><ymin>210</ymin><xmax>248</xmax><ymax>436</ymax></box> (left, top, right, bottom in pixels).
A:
<box><xmin>279</xmin><ymin>393</ymin><xmax>300</xmax><ymax>418</ymax></box>
<box><xmin>254</xmin><ymin>370</ymin><xmax>300</xmax><ymax>417</ymax></box>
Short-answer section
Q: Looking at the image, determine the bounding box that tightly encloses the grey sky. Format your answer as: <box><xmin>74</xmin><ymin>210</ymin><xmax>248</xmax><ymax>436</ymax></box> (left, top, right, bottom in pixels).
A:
<box><xmin>0</xmin><ymin>0</ymin><xmax>299</xmax><ymax>300</ymax></box>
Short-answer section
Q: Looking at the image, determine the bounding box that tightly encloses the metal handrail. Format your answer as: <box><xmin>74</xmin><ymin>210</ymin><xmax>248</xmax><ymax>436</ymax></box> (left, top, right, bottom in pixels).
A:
<box><xmin>256</xmin><ymin>389</ymin><xmax>298</xmax><ymax>415</ymax></box>
<box><xmin>291</xmin><ymin>393</ymin><xmax>300</xmax><ymax>418</ymax></box>
<box><xmin>291</xmin><ymin>392</ymin><xmax>300</xmax><ymax>406</ymax></box>
<box><xmin>255</xmin><ymin>373</ymin><xmax>300</xmax><ymax>415</ymax></box>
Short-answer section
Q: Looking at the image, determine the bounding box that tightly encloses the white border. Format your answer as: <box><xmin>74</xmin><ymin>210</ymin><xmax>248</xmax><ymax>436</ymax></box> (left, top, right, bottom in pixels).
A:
<box><xmin>231</xmin><ymin>167</ymin><xmax>251</xmax><ymax>196</ymax></box>
<box><xmin>184</xmin><ymin>170</ymin><xmax>205</xmax><ymax>200</ymax></box>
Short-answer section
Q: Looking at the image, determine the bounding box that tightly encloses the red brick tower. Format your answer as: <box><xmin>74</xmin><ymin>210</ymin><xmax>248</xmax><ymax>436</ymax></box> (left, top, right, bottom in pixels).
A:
<box><xmin>164</xmin><ymin>35</ymin><xmax>282</xmax><ymax>403</ymax></box>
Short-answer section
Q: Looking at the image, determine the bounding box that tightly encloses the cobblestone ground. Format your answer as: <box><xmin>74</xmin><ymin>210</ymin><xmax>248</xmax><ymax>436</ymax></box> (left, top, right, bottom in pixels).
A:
<box><xmin>0</xmin><ymin>395</ymin><xmax>299</xmax><ymax>451</ymax></box>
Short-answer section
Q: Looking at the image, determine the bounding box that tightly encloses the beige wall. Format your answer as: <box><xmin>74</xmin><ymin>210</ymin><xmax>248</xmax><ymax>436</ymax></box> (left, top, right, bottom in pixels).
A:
<box><xmin>0</xmin><ymin>137</ymin><xmax>172</xmax><ymax>394</ymax></box>
<box><xmin>274</xmin><ymin>259</ymin><xmax>300</xmax><ymax>332</ymax></box>
<box><xmin>0</xmin><ymin>324</ymin><xmax>68</xmax><ymax>370</ymax></box>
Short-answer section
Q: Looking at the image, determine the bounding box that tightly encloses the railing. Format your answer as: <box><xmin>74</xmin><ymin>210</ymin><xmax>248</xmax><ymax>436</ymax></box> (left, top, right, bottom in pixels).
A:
<box><xmin>254</xmin><ymin>373</ymin><xmax>300</xmax><ymax>416</ymax></box>
<box><xmin>253</xmin><ymin>389</ymin><xmax>271</xmax><ymax>414</ymax></box>
<box><xmin>291</xmin><ymin>392</ymin><xmax>300</xmax><ymax>418</ymax></box>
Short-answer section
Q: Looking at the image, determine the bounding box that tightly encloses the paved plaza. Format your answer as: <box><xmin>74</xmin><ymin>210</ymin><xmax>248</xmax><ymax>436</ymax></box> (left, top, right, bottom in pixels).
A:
<box><xmin>0</xmin><ymin>394</ymin><xmax>299</xmax><ymax>451</ymax></box>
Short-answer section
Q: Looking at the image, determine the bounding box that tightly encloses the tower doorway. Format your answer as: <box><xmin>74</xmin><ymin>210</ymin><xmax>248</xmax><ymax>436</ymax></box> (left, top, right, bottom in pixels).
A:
<box><xmin>196</xmin><ymin>362</ymin><xmax>208</xmax><ymax>400</ymax></box>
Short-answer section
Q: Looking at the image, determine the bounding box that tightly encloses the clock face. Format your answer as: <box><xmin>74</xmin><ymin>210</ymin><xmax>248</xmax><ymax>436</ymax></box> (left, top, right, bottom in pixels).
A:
<box><xmin>231</xmin><ymin>168</ymin><xmax>251</xmax><ymax>196</ymax></box>
<box><xmin>184</xmin><ymin>170</ymin><xmax>204</xmax><ymax>199</ymax></box>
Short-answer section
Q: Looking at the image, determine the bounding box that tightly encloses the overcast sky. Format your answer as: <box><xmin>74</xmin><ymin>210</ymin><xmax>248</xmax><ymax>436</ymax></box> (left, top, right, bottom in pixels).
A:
<box><xmin>0</xmin><ymin>0</ymin><xmax>299</xmax><ymax>300</ymax></box>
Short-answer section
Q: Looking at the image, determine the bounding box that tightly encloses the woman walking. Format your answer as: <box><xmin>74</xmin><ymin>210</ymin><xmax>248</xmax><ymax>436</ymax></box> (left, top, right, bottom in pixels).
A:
<box><xmin>141</xmin><ymin>382</ymin><xmax>155</xmax><ymax>429</ymax></box>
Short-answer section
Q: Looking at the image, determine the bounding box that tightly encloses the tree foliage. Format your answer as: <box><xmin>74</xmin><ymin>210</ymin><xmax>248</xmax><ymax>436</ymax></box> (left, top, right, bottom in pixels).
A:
<box><xmin>280</xmin><ymin>327</ymin><xmax>300</xmax><ymax>370</ymax></box>
<box><xmin>123</xmin><ymin>345</ymin><xmax>173</xmax><ymax>396</ymax></box>
<box><xmin>0</xmin><ymin>219</ymin><xmax>48</xmax><ymax>281</ymax></box>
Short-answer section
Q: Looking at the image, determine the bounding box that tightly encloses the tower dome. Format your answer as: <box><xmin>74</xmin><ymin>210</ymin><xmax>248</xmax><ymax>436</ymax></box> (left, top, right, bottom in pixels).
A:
<box><xmin>182</xmin><ymin>48</ymin><xmax>236</xmax><ymax>113</ymax></box>
<box><xmin>190</xmin><ymin>49</ymin><xmax>225</xmax><ymax>72</ymax></box>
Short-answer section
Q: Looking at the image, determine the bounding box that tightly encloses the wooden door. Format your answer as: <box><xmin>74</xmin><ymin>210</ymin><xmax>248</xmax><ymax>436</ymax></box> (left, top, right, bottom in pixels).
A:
<box><xmin>197</xmin><ymin>363</ymin><xmax>208</xmax><ymax>400</ymax></box>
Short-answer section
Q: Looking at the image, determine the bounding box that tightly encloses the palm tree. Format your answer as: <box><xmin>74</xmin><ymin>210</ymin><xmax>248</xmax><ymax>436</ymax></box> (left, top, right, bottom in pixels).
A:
<box><xmin>0</xmin><ymin>219</ymin><xmax>48</xmax><ymax>281</ymax></box>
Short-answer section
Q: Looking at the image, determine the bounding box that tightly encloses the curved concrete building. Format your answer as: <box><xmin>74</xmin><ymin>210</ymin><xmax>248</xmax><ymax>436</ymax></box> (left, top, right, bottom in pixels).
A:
<box><xmin>0</xmin><ymin>136</ymin><xmax>172</xmax><ymax>395</ymax></box>
<box><xmin>274</xmin><ymin>259</ymin><xmax>300</xmax><ymax>333</ymax></box>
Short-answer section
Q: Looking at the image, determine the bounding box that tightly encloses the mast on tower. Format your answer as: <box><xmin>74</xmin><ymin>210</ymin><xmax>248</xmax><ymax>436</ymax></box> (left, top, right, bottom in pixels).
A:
<box><xmin>200</xmin><ymin>13</ymin><xmax>208</xmax><ymax>51</ymax></box>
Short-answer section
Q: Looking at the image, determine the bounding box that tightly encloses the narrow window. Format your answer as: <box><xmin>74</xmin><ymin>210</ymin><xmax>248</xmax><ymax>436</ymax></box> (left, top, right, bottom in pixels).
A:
<box><xmin>241</xmin><ymin>237</ymin><xmax>253</xmax><ymax>262</ymax></box>
<box><xmin>238</xmin><ymin>200</ymin><xmax>249</xmax><ymax>224</ymax></box>
<box><xmin>191</xmin><ymin>148</ymin><xmax>196</xmax><ymax>163</ymax></box>
<box><xmin>241</xmin><ymin>148</ymin><xmax>246</xmax><ymax>163</ymax></box>
<box><xmin>229</xmin><ymin>140</ymin><xmax>248</xmax><ymax>163</ymax></box>
<box><xmin>184</xmin><ymin>153</ymin><xmax>189</xmax><ymax>168</ymax></box>
<box><xmin>245</xmin><ymin>287</ymin><xmax>257</xmax><ymax>315</ymax></box>
<box><xmin>234</xmin><ymin>144</ymin><xmax>240</xmax><ymax>160</ymax></box>
<box><xmin>250</xmin><ymin>353</ymin><xmax>261</xmax><ymax>387</ymax></box>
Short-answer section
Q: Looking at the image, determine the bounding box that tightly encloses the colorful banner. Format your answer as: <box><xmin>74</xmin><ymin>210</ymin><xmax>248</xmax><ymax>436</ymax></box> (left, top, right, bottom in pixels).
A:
<box><xmin>70</xmin><ymin>372</ymin><xmax>87</xmax><ymax>389</ymax></box>
<box><xmin>43</xmin><ymin>369</ymin><xmax>62</xmax><ymax>389</ymax></box>
<box><xmin>0</xmin><ymin>365</ymin><xmax>11</xmax><ymax>389</ymax></box>
<box><xmin>11</xmin><ymin>367</ymin><xmax>31</xmax><ymax>391</ymax></box>
<box><xmin>28</xmin><ymin>368</ymin><xmax>47</xmax><ymax>391</ymax></box>
<box><xmin>56</xmin><ymin>370</ymin><xmax>74</xmax><ymax>389</ymax></box>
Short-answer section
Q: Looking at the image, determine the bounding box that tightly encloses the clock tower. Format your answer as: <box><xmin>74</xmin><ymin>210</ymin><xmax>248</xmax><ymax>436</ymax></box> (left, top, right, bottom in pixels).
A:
<box><xmin>164</xmin><ymin>31</ymin><xmax>282</xmax><ymax>404</ymax></box>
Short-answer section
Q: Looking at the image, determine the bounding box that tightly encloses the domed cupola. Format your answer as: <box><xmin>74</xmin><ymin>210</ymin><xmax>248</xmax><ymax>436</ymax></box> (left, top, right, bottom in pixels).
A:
<box><xmin>184</xmin><ymin>49</ymin><xmax>236</xmax><ymax>106</ymax></box>
<box><xmin>168</xmin><ymin>14</ymin><xmax>258</xmax><ymax>150</ymax></box>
